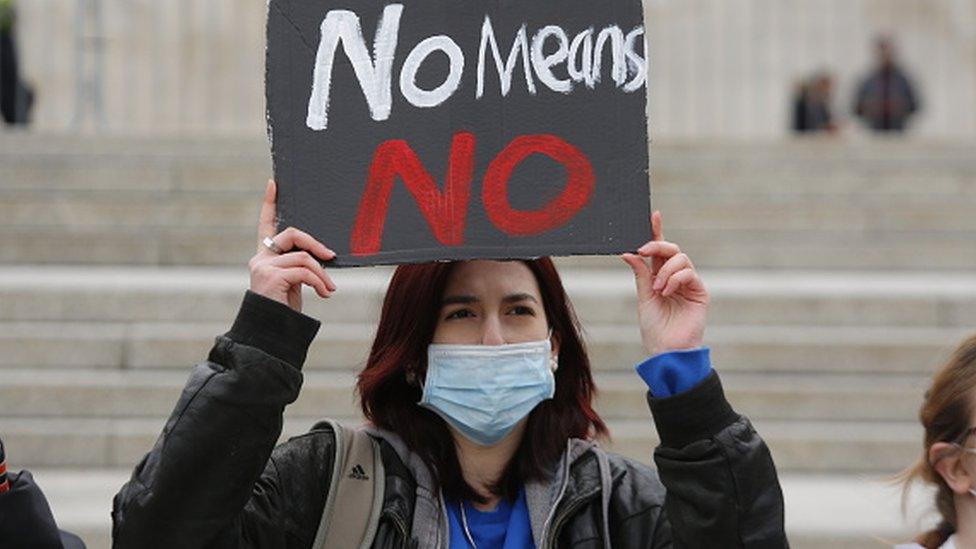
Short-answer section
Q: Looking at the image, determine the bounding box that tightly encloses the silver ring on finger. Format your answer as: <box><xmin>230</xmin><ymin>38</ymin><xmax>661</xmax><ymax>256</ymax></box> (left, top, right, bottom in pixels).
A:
<box><xmin>262</xmin><ymin>236</ymin><xmax>285</xmax><ymax>254</ymax></box>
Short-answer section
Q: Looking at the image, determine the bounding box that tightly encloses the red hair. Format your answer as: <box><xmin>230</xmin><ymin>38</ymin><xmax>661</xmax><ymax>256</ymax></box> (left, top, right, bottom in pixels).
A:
<box><xmin>357</xmin><ymin>258</ymin><xmax>608</xmax><ymax>502</ymax></box>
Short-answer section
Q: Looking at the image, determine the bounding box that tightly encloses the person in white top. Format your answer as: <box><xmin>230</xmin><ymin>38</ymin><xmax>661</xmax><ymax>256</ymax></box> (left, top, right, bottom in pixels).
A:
<box><xmin>894</xmin><ymin>535</ymin><xmax>957</xmax><ymax>549</ymax></box>
<box><xmin>897</xmin><ymin>334</ymin><xmax>976</xmax><ymax>548</ymax></box>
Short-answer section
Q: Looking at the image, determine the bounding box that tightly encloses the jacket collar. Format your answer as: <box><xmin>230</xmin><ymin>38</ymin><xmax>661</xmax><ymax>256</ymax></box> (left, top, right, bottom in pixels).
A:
<box><xmin>363</xmin><ymin>425</ymin><xmax>610</xmax><ymax>548</ymax></box>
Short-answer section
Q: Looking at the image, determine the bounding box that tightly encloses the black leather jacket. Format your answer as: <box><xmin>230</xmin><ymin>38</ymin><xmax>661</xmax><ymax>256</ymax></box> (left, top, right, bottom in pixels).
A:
<box><xmin>112</xmin><ymin>291</ymin><xmax>788</xmax><ymax>548</ymax></box>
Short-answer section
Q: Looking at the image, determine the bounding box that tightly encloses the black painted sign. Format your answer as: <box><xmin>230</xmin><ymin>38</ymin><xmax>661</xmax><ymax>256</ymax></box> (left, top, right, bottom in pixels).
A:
<box><xmin>266</xmin><ymin>0</ymin><xmax>651</xmax><ymax>266</ymax></box>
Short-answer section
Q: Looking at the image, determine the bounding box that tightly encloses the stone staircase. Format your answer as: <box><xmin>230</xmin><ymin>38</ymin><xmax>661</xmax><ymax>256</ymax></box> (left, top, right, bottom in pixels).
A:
<box><xmin>1</xmin><ymin>133</ymin><xmax>974</xmax><ymax>547</ymax></box>
<box><xmin>3</xmin><ymin>134</ymin><xmax>976</xmax><ymax>270</ymax></box>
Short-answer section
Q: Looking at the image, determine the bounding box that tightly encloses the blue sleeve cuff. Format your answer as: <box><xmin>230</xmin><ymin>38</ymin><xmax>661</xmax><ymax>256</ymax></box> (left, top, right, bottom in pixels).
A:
<box><xmin>635</xmin><ymin>347</ymin><xmax>712</xmax><ymax>397</ymax></box>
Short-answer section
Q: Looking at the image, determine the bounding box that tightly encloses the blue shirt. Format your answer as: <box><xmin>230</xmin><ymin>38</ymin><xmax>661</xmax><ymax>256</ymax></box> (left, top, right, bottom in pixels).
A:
<box><xmin>445</xmin><ymin>348</ymin><xmax>712</xmax><ymax>548</ymax></box>
<box><xmin>447</xmin><ymin>486</ymin><xmax>533</xmax><ymax>549</ymax></box>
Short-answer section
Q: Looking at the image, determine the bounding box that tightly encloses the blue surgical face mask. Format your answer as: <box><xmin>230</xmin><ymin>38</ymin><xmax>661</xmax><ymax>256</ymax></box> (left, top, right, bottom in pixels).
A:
<box><xmin>419</xmin><ymin>338</ymin><xmax>556</xmax><ymax>447</ymax></box>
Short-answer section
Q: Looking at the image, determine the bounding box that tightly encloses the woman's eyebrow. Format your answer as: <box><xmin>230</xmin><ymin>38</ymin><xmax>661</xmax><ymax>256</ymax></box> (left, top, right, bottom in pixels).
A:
<box><xmin>502</xmin><ymin>293</ymin><xmax>539</xmax><ymax>304</ymax></box>
<box><xmin>440</xmin><ymin>294</ymin><xmax>538</xmax><ymax>306</ymax></box>
<box><xmin>441</xmin><ymin>295</ymin><xmax>479</xmax><ymax>306</ymax></box>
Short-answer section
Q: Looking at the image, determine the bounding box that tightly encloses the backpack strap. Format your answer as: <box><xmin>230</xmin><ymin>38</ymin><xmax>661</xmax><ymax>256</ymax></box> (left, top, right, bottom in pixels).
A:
<box><xmin>311</xmin><ymin>419</ymin><xmax>386</xmax><ymax>549</ymax></box>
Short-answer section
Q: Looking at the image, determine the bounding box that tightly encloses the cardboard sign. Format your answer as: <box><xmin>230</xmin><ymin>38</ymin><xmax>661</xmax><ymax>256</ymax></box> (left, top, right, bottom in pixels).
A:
<box><xmin>266</xmin><ymin>0</ymin><xmax>650</xmax><ymax>267</ymax></box>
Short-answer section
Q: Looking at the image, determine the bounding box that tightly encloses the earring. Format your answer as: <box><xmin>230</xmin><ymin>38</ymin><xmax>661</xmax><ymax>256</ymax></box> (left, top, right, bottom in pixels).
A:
<box><xmin>550</xmin><ymin>355</ymin><xmax>559</xmax><ymax>372</ymax></box>
<box><xmin>405</xmin><ymin>368</ymin><xmax>418</xmax><ymax>386</ymax></box>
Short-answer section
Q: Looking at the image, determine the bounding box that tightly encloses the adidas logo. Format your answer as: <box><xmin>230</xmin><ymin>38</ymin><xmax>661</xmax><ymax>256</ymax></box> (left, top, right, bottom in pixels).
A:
<box><xmin>348</xmin><ymin>464</ymin><xmax>369</xmax><ymax>481</ymax></box>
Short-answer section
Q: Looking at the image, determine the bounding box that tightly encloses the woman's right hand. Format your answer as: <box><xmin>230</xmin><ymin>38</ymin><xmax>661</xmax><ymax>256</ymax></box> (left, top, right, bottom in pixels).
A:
<box><xmin>249</xmin><ymin>180</ymin><xmax>337</xmax><ymax>312</ymax></box>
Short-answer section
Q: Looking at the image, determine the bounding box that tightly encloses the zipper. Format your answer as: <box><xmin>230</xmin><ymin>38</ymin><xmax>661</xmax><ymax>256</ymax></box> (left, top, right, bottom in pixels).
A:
<box><xmin>542</xmin><ymin>492</ymin><xmax>599</xmax><ymax>549</ymax></box>
<box><xmin>539</xmin><ymin>440</ymin><xmax>573</xmax><ymax>543</ymax></box>
<box><xmin>381</xmin><ymin>509</ymin><xmax>409</xmax><ymax>549</ymax></box>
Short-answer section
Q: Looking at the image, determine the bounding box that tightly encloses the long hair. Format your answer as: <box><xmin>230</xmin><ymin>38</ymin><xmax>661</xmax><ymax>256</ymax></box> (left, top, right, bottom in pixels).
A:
<box><xmin>356</xmin><ymin>258</ymin><xmax>608</xmax><ymax>503</ymax></box>
<box><xmin>898</xmin><ymin>334</ymin><xmax>976</xmax><ymax>548</ymax></box>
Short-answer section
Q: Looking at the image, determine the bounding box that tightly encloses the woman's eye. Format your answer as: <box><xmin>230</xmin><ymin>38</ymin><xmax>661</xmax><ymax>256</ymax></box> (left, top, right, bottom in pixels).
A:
<box><xmin>446</xmin><ymin>309</ymin><xmax>475</xmax><ymax>320</ymax></box>
<box><xmin>508</xmin><ymin>305</ymin><xmax>535</xmax><ymax>316</ymax></box>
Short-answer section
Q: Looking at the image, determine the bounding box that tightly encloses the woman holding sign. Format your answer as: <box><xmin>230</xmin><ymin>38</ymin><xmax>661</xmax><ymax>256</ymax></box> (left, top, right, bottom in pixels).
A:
<box><xmin>112</xmin><ymin>181</ymin><xmax>787</xmax><ymax>548</ymax></box>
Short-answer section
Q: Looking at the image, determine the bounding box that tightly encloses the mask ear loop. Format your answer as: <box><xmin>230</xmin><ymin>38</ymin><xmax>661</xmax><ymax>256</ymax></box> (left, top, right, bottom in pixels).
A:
<box><xmin>958</xmin><ymin>447</ymin><xmax>976</xmax><ymax>497</ymax></box>
<box><xmin>405</xmin><ymin>360</ymin><xmax>425</xmax><ymax>388</ymax></box>
<box><xmin>950</xmin><ymin>443</ymin><xmax>976</xmax><ymax>497</ymax></box>
<box><xmin>547</xmin><ymin>328</ymin><xmax>559</xmax><ymax>373</ymax></box>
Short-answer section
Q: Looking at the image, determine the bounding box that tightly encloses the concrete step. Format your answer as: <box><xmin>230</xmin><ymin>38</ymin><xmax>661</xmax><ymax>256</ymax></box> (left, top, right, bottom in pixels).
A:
<box><xmin>0</xmin><ymin>266</ymin><xmax>388</xmax><ymax>324</ymax></box>
<box><xmin>21</xmin><ymin>468</ymin><xmax>938</xmax><ymax>549</ymax></box>
<box><xmin>650</xmin><ymin>139</ymin><xmax>976</xmax><ymax>177</ymax></box>
<box><xmin>0</xmin><ymin>135</ymin><xmax>272</xmax><ymax>193</ymax></box>
<box><xmin>0</xmin><ymin>369</ymin><xmax>928</xmax><ymax>423</ymax></box>
<box><xmin>4</xmin><ymin>223</ymin><xmax>974</xmax><ymax>269</ymax></box>
<box><xmin>0</xmin><ymin>370</ymin><xmax>362</xmax><ymax>421</ymax></box>
<box><xmin>6</xmin><ymin>168</ymin><xmax>976</xmax><ymax>197</ymax></box>
<box><xmin>2</xmin><ymin>267</ymin><xmax>974</xmax><ymax>328</ymax></box>
<box><xmin>0</xmin><ymin>415</ymin><xmax>921</xmax><ymax>474</ymax></box>
<box><xmin>661</xmin><ymin>200</ymin><xmax>976</xmax><ymax>233</ymax></box>
<box><xmin>0</xmin><ymin>319</ymin><xmax>965</xmax><ymax>375</ymax></box>
<box><xmin>608</xmin><ymin>418</ymin><xmax>923</xmax><ymax>475</ymax></box>
<box><xmin>0</xmin><ymin>226</ymin><xmax>254</xmax><ymax>265</ymax></box>
<box><xmin>3</xmin><ymin>133</ymin><xmax>974</xmax><ymax>180</ymax></box>
<box><xmin>0</xmin><ymin>189</ymin><xmax>258</xmax><ymax>229</ymax></box>
<box><xmin>653</xmin><ymin>172</ymin><xmax>976</xmax><ymax>196</ymax></box>
<box><xmin>3</xmin><ymin>188</ymin><xmax>974</xmax><ymax>232</ymax></box>
<box><xmin>3</xmin><ymin>135</ymin><xmax>976</xmax><ymax>269</ymax></box>
<box><xmin>561</xmin><ymin>229</ymin><xmax>976</xmax><ymax>271</ymax></box>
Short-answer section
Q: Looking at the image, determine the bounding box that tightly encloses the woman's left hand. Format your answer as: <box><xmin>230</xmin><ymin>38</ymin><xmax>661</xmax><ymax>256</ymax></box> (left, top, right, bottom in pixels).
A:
<box><xmin>621</xmin><ymin>211</ymin><xmax>709</xmax><ymax>356</ymax></box>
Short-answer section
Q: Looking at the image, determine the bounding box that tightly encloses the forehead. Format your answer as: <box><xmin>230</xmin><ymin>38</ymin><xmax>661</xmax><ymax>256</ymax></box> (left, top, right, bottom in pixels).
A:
<box><xmin>443</xmin><ymin>260</ymin><xmax>541</xmax><ymax>298</ymax></box>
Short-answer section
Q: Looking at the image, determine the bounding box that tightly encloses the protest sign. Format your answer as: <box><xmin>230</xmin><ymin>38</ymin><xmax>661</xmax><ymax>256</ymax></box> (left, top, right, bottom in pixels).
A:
<box><xmin>266</xmin><ymin>0</ymin><xmax>650</xmax><ymax>266</ymax></box>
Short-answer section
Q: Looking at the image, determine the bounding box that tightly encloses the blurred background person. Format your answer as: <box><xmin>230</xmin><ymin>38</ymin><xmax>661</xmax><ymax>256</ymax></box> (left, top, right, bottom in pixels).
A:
<box><xmin>0</xmin><ymin>437</ymin><xmax>87</xmax><ymax>548</ymax></box>
<box><xmin>897</xmin><ymin>334</ymin><xmax>976</xmax><ymax>549</ymax></box>
<box><xmin>0</xmin><ymin>0</ymin><xmax>32</xmax><ymax>126</ymax></box>
<box><xmin>854</xmin><ymin>35</ymin><xmax>919</xmax><ymax>132</ymax></box>
<box><xmin>792</xmin><ymin>71</ymin><xmax>838</xmax><ymax>134</ymax></box>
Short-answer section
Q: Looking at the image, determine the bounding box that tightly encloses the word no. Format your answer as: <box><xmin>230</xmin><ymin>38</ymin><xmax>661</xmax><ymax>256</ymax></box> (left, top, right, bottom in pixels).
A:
<box><xmin>351</xmin><ymin>132</ymin><xmax>594</xmax><ymax>255</ymax></box>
